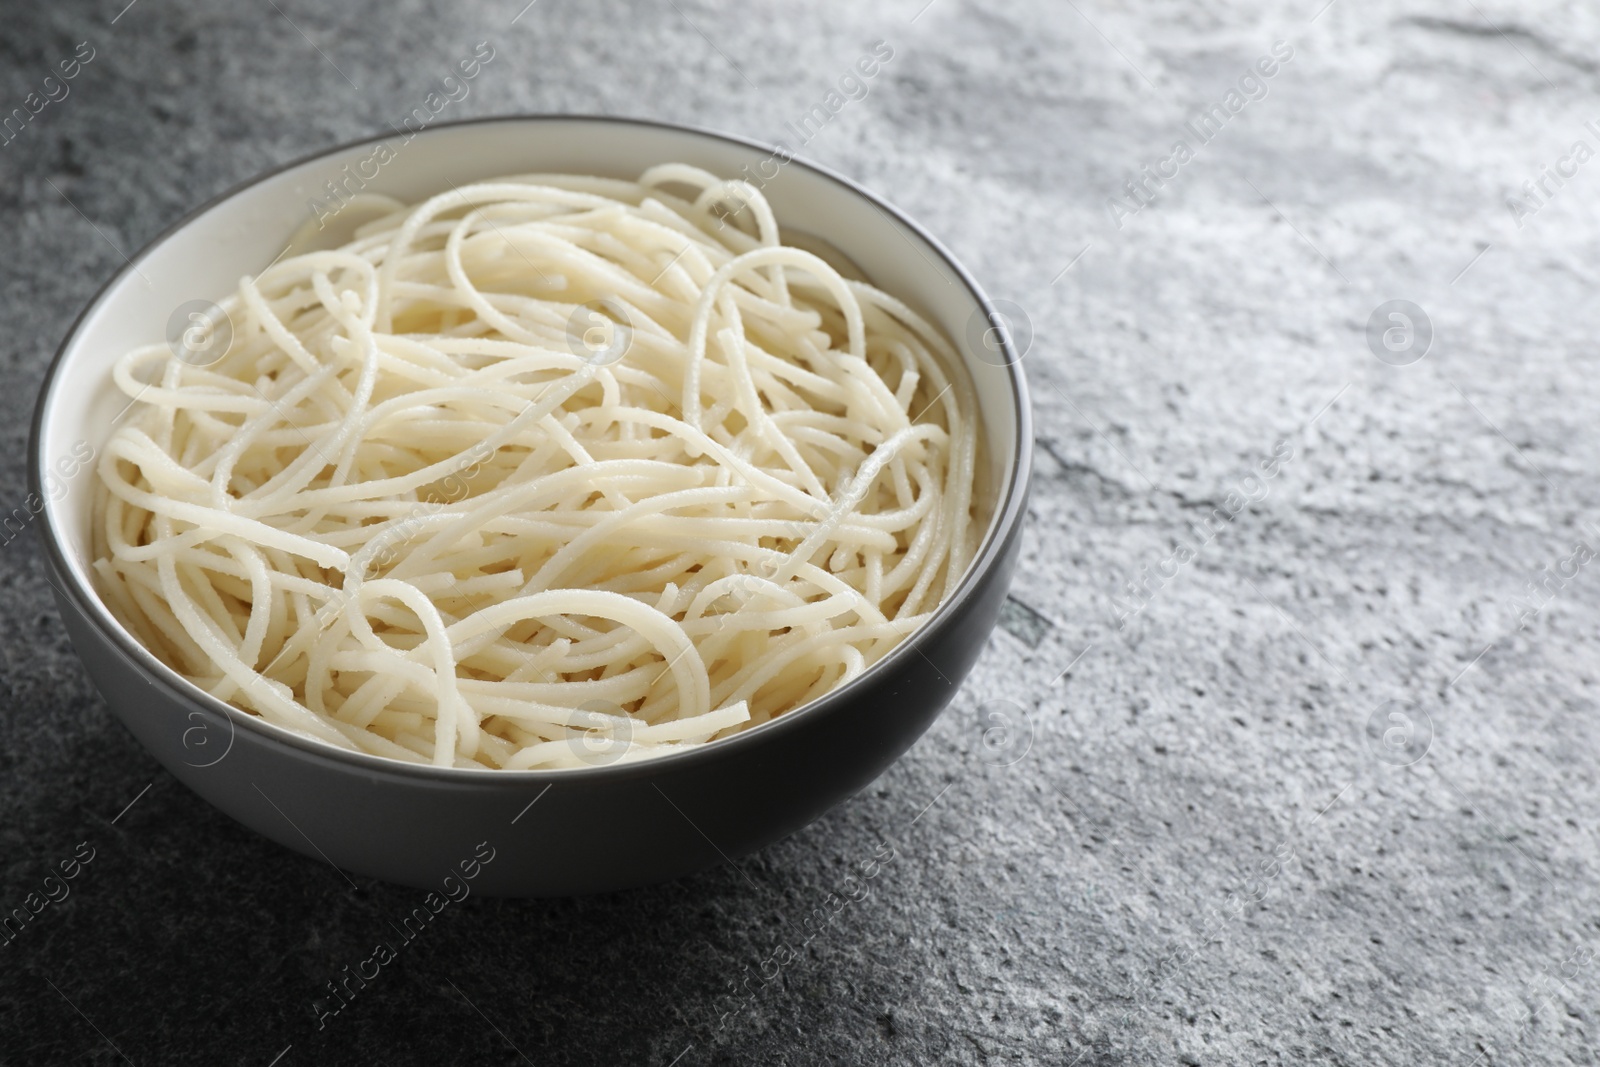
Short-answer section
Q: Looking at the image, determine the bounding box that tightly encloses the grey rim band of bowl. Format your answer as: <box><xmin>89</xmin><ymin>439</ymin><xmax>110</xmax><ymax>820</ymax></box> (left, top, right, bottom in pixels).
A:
<box><xmin>29</xmin><ymin>115</ymin><xmax>1033</xmax><ymax>891</ymax></box>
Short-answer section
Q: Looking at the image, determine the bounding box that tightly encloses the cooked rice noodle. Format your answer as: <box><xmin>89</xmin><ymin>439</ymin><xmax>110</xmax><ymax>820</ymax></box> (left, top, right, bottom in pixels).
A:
<box><xmin>91</xmin><ymin>165</ymin><xmax>978</xmax><ymax>769</ymax></box>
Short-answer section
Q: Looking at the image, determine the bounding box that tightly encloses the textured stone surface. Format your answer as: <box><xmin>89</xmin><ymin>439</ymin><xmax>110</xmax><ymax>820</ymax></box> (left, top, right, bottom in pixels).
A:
<box><xmin>4</xmin><ymin>0</ymin><xmax>1600</xmax><ymax>1063</ymax></box>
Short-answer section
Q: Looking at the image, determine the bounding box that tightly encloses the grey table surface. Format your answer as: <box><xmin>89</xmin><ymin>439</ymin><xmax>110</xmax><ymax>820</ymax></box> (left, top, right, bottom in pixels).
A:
<box><xmin>3</xmin><ymin>0</ymin><xmax>1598</xmax><ymax>1064</ymax></box>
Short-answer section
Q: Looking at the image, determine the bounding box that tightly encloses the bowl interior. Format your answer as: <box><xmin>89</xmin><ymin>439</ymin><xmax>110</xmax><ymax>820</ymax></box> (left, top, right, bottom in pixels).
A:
<box><xmin>36</xmin><ymin>116</ymin><xmax>1025</xmax><ymax>761</ymax></box>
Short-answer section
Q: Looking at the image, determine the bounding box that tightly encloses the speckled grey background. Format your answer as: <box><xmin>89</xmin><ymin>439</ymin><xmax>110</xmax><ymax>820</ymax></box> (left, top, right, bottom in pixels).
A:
<box><xmin>4</xmin><ymin>0</ymin><xmax>1599</xmax><ymax>1063</ymax></box>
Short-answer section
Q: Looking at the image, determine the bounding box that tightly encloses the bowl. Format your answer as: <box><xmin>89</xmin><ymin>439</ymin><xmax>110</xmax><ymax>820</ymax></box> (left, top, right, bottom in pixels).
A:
<box><xmin>29</xmin><ymin>115</ymin><xmax>1032</xmax><ymax>896</ymax></box>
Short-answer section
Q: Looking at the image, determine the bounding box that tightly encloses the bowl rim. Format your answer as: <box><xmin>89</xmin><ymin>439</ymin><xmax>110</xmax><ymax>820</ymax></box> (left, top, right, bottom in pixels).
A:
<box><xmin>29</xmin><ymin>112</ymin><xmax>1033</xmax><ymax>783</ymax></box>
